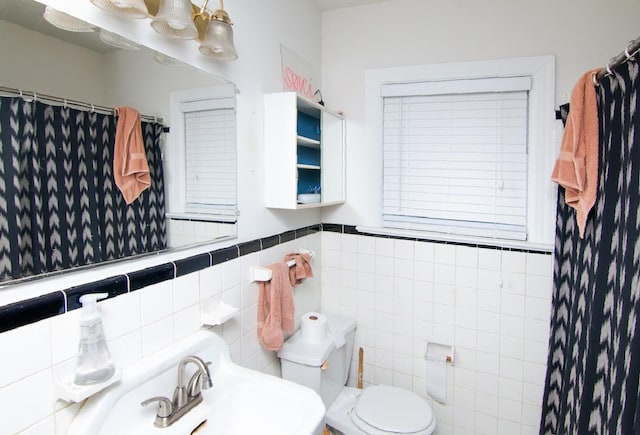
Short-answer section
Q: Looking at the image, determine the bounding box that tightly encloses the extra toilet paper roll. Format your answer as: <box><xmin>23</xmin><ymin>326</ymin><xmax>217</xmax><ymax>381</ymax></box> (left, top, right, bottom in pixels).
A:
<box><xmin>300</xmin><ymin>312</ymin><xmax>328</xmax><ymax>343</ymax></box>
<box><xmin>425</xmin><ymin>342</ymin><xmax>451</xmax><ymax>404</ymax></box>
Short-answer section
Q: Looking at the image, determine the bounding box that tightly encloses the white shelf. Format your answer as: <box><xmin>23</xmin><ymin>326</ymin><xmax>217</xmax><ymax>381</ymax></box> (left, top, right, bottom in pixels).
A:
<box><xmin>297</xmin><ymin>135</ymin><xmax>320</xmax><ymax>147</ymax></box>
<box><xmin>201</xmin><ymin>302</ymin><xmax>239</xmax><ymax>326</ymax></box>
<box><xmin>297</xmin><ymin>164</ymin><xmax>321</xmax><ymax>170</ymax></box>
<box><xmin>55</xmin><ymin>369</ymin><xmax>121</xmax><ymax>403</ymax></box>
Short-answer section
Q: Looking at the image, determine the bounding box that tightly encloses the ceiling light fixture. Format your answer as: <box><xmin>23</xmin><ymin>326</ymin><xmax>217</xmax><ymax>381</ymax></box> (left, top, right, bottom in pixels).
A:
<box><xmin>196</xmin><ymin>0</ymin><xmax>238</xmax><ymax>60</ymax></box>
<box><xmin>90</xmin><ymin>0</ymin><xmax>149</xmax><ymax>19</ymax></box>
<box><xmin>150</xmin><ymin>0</ymin><xmax>198</xmax><ymax>39</ymax></box>
<box><xmin>99</xmin><ymin>29</ymin><xmax>141</xmax><ymax>49</ymax></box>
<box><xmin>43</xmin><ymin>7</ymin><xmax>96</xmax><ymax>32</ymax></box>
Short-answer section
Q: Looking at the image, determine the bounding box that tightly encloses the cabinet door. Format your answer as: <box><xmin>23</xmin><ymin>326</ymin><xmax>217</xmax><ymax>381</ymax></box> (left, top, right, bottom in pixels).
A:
<box><xmin>320</xmin><ymin>110</ymin><xmax>345</xmax><ymax>204</ymax></box>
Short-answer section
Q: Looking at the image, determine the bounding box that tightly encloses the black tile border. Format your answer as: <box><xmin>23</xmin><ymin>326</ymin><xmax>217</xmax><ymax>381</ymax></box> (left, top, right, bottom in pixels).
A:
<box><xmin>260</xmin><ymin>235</ymin><xmax>279</xmax><ymax>250</ymax></box>
<box><xmin>174</xmin><ymin>253</ymin><xmax>211</xmax><ymax>277</ymax></box>
<box><xmin>0</xmin><ymin>222</ymin><xmax>551</xmax><ymax>333</ymax></box>
<box><xmin>65</xmin><ymin>275</ymin><xmax>129</xmax><ymax>311</ymax></box>
<box><xmin>129</xmin><ymin>263</ymin><xmax>175</xmax><ymax>292</ymax></box>
<box><xmin>238</xmin><ymin>240</ymin><xmax>262</xmax><ymax>256</ymax></box>
<box><xmin>0</xmin><ymin>291</ymin><xmax>65</xmax><ymax>333</ymax></box>
<box><xmin>211</xmin><ymin>246</ymin><xmax>239</xmax><ymax>266</ymax></box>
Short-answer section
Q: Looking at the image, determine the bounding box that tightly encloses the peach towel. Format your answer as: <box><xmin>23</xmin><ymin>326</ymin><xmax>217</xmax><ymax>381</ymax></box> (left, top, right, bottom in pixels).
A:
<box><xmin>285</xmin><ymin>253</ymin><xmax>313</xmax><ymax>286</ymax></box>
<box><xmin>551</xmin><ymin>69</ymin><xmax>600</xmax><ymax>238</ymax></box>
<box><xmin>114</xmin><ymin>106</ymin><xmax>150</xmax><ymax>204</ymax></box>
<box><xmin>257</xmin><ymin>263</ymin><xmax>294</xmax><ymax>351</ymax></box>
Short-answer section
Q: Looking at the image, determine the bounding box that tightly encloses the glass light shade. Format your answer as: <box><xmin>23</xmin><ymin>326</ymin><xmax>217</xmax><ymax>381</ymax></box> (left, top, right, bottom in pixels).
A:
<box><xmin>150</xmin><ymin>0</ymin><xmax>198</xmax><ymax>40</ymax></box>
<box><xmin>99</xmin><ymin>30</ymin><xmax>141</xmax><ymax>50</ymax></box>
<box><xmin>43</xmin><ymin>7</ymin><xmax>95</xmax><ymax>32</ymax></box>
<box><xmin>199</xmin><ymin>18</ymin><xmax>238</xmax><ymax>60</ymax></box>
<box><xmin>90</xmin><ymin>0</ymin><xmax>148</xmax><ymax>19</ymax></box>
<box><xmin>153</xmin><ymin>51</ymin><xmax>186</xmax><ymax>67</ymax></box>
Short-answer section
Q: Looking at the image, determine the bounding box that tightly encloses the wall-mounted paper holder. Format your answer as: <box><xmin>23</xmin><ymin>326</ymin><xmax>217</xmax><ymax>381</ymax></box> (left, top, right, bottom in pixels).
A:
<box><xmin>250</xmin><ymin>248</ymin><xmax>315</xmax><ymax>282</ymax></box>
<box><xmin>425</xmin><ymin>342</ymin><xmax>454</xmax><ymax>365</ymax></box>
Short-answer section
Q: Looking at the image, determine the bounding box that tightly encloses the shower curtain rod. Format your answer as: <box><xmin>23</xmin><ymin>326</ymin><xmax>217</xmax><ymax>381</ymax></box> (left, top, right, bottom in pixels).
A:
<box><xmin>0</xmin><ymin>85</ymin><xmax>164</xmax><ymax>125</ymax></box>
<box><xmin>594</xmin><ymin>35</ymin><xmax>640</xmax><ymax>84</ymax></box>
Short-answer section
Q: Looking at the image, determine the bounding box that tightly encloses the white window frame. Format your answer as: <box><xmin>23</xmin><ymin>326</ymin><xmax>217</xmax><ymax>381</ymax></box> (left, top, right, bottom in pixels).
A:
<box><xmin>166</xmin><ymin>84</ymin><xmax>237</xmax><ymax>222</ymax></box>
<box><xmin>361</xmin><ymin>56</ymin><xmax>556</xmax><ymax>249</ymax></box>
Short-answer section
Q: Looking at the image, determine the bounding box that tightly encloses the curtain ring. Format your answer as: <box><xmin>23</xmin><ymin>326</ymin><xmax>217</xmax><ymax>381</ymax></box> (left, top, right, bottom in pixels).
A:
<box><xmin>605</xmin><ymin>63</ymin><xmax>614</xmax><ymax>76</ymax></box>
<box><xmin>625</xmin><ymin>42</ymin><xmax>637</xmax><ymax>61</ymax></box>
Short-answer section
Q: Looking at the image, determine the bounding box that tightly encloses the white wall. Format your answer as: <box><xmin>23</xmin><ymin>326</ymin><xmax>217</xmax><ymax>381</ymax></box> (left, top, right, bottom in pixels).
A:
<box><xmin>0</xmin><ymin>20</ymin><xmax>105</xmax><ymax>103</ymax></box>
<box><xmin>319</xmin><ymin>0</ymin><xmax>640</xmax><ymax>227</ymax></box>
<box><xmin>317</xmin><ymin>2</ymin><xmax>640</xmax><ymax>434</ymax></box>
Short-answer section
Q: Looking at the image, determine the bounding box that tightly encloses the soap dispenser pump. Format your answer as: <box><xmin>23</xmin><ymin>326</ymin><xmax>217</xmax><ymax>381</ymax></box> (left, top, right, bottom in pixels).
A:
<box><xmin>74</xmin><ymin>293</ymin><xmax>116</xmax><ymax>386</ymax></box>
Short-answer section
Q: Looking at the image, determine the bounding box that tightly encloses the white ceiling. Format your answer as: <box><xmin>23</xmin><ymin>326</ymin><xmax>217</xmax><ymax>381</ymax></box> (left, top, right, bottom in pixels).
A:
<box><xmin>314</xmin><ymin>0</ymin><xmax>387</xmax><ymax>11</ymax></box>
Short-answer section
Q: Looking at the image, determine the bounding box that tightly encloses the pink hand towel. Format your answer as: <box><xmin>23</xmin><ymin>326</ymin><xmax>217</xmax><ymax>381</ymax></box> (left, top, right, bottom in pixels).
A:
<box><xmin>551</xmin><ymin>69</ymin><xmax>600</xmax><ymax>238</ymax></box>
<box><xmin>114</xmin><ymin>106</ymin><xmax>151</xmax><ymax>204</ymax></box>
<box><xmin>284</xmin><ymin>253</ymin><xmax>313</xmax><ymax>286</ymax></box>
<box><xmin>257</xmin><ymin>263</ymin><xmax>295</xmax><ymax>351</ymax></box>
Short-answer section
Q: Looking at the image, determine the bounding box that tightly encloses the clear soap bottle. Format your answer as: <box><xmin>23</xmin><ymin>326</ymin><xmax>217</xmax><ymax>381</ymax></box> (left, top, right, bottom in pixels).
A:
<box><xmin>74</xmin><ymin>293</ymin><xmax>115</xmax><ymax>386</ymax></box>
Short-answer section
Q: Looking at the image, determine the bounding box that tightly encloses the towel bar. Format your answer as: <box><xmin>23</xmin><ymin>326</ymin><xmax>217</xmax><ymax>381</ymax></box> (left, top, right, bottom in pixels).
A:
<box><xmin>250</xmin><ymin>249</ymin><xmax>315</xmax><ymax>282</ymax></box>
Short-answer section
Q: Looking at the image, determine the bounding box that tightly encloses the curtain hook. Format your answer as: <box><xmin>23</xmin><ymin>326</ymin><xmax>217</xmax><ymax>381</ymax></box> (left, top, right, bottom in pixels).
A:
<box><xmin>63</xmin><ymin>99</ymin><xmax>68</xmax><ymax>109</ymax></box>
<box><xmin>33</xmin><ymin>92</ymin><xmax>37</xmax><ymax>102</ymax></box>
<box><xmin>592</xmin><ymin>72</ymin><xmax>600</xmax><ymax>87</ymax></box>
<box><xmin>19</xmin><ymin>89</ymin><xmax>23</xmax><ymax>99</ymax></box>
<box><xmin>91</xmin><ymin>104</ymin><xmax>95</xmax><ymax>112</ymax></box>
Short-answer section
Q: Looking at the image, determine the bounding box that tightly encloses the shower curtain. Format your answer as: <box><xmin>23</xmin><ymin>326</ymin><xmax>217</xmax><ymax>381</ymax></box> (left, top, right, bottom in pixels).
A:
<box><xmin>540</xmin><ymin>57</ymin><xmax>640</xmax><ymax>433</ymax></box>
<box><xmin>0</xmin><ymin>97</ymin><xmax>166</xmax><ymax>282</ymax></box>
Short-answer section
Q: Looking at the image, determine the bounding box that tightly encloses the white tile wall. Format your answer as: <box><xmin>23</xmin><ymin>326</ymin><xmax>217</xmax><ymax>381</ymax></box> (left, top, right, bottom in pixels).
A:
<box><xmin>0</xmin><ymin>233</ymin><xmax>321</xmax><ymax>435</ymax></box>
<box><xmin>0</xmin><ymin>230</ymin><xmax>552</xmax><ymax>435</ymax></box>
<box><xmin>322</xmin><ymin>232</ymin><xmax>553</xmax><ymax>435</ymax></box>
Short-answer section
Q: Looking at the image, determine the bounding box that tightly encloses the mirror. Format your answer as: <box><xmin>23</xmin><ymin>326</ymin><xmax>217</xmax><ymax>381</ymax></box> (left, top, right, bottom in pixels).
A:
<box><xmin>0</xmin><ymin>0</ymin><xmax>237</xmax><ymax>283</ymax></box>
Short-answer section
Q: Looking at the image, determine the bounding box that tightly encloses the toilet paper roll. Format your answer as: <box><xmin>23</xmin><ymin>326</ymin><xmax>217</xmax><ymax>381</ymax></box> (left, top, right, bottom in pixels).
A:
<box><xmin>300</xmin><ymin>312</ymin><xmax>328</xmax><ymax>343</ymax></box>
<box><xmin>425</xmin><ymin>342</ymin><xmax>451</xmax><ymax>404</ymax></box>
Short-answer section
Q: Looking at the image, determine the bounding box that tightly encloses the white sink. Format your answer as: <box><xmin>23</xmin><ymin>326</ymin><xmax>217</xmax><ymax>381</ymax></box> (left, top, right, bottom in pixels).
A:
<box><xmin>67</xmin><ymin>329</ymin><xmax>326</xmax><ymax>435</ymax></box>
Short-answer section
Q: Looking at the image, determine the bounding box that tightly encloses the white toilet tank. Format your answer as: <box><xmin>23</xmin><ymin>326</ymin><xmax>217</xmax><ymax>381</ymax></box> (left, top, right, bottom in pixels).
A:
<box><xmin>278</xmin><ymin>313</ymin><xmax>356</xmax><ymax>408</ymax></box>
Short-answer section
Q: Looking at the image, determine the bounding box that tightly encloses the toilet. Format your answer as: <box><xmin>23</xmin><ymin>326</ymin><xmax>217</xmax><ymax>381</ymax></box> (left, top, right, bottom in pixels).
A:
<box><xmin>277</xmin><ymin>313</ymin><xmax>436</xmax><ymax>435</ymax></box>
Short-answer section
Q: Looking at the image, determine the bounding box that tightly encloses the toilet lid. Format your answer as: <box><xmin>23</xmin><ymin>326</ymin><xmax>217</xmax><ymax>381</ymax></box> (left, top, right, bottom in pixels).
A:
<box><xmin>352</xmin><ymin>385</ymin><xmax>433</xmax><ymax>434</ymax></box>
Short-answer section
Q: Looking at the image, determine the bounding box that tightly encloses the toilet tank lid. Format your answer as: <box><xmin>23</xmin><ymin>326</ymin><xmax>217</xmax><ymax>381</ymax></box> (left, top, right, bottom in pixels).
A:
<box><xmin>277</xmin><ymin>313</ymin><xmax>356</xmax><ymax>367</ymax></box>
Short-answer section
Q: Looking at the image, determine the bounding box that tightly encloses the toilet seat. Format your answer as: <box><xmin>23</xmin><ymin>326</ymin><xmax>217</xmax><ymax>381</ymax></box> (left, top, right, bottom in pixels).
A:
<box><xmin>350</xmin><ymin>385</ymin><xmax>435</xmax><ymax>435</ymax></box>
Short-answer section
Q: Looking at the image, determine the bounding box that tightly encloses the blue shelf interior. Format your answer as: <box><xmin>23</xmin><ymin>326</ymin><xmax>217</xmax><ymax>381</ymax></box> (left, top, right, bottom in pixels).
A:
<box><xmin>297</xmin><ymin>111</ymin><xmax>320</xmax><ymax>141</ymax></box>
<box><xmin>298</xmin><ymin>168</ymin><xmax>321</xmax><ymax>195</ymax></box>
<box><xmin>297</xmin><ymin>145</ymin><xmax>321</xmax><ymax>166</ymax></box>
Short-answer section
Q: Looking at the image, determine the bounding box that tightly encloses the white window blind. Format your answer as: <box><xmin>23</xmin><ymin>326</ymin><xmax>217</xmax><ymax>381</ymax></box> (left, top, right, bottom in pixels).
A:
<box><xmin>181</xmin><ymin>97</ymin><xmax>236</xmax><ymax>218</ymax></box>
<box><xmin>382</xmin><ymin>77</ymin><xmax>531</xmax><ymax>240</ymax></box>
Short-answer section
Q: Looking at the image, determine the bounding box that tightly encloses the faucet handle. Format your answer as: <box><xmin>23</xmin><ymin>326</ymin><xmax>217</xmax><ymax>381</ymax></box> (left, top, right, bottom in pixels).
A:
<box><xmin>141</xmin><ymin>396</ymin><xmax>173</xmax><ymax>418</ymax></box>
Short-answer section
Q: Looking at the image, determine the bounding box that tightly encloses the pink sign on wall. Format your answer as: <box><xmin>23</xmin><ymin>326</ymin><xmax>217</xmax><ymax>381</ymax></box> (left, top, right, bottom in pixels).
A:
<box><xmin>280</xmin><ymin>45</ymin><xmax>318</xmax><ymax>100</ymax></box>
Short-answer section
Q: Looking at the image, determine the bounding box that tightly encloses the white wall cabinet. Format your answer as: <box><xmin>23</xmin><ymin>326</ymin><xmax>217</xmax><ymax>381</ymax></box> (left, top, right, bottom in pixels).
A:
<box><xmin>264</xmin><ymin>92</ymin><xmax>345</xmax><ymax>209</ymax></box>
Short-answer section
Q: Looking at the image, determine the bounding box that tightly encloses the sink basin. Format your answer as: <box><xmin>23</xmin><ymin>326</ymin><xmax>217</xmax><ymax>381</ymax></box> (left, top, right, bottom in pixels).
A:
<box><xmin>67</xmin><ymin>329</ymin><xmax>326</xmax><ymax>435</ymax></box>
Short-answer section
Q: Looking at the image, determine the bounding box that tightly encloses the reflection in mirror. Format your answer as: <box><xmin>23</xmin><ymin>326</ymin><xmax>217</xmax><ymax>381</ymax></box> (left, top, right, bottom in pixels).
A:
<box><xmin>0</xmin><ymin>0</ymin><xmax>237</xmax><ymax>283</ymax></box>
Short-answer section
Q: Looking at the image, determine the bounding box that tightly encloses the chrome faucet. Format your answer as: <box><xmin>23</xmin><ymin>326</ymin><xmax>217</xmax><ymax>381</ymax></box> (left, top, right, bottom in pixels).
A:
<box><xmin>141</xmin><ymin>355</ymin><xmax>213</xmax><ymax>428</ymax></box>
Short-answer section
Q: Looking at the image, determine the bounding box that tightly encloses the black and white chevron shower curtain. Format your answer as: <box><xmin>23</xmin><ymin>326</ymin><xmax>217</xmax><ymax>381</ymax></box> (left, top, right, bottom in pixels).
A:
<box><xmin>541</xmin><ymin>58</ymin><xmax>640</xmax><ymax>434</ymax></box>
<box><xmin>0</xmin><ymin>97</ymin><xmax>166</xmax><ymax>282</ymax></box>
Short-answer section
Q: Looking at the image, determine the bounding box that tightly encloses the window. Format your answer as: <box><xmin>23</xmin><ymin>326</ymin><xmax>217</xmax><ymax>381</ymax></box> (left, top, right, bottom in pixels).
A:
<box><xmin>382</xmin><ymin>77</ymin><xmax>531</xmax><ymax>240</ymax></box>
<box><xmin>364</xmin><ymin>56</ymin><xmax>556</xmax><ymax>247</ymax></box>
<box><xmin>167</xmin><ymin>85</ymin><xmax>237</xmax><ymax>222</ymax></box>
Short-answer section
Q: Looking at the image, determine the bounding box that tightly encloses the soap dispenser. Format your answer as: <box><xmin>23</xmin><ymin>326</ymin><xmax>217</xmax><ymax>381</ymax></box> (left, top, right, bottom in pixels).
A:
<box><xmin>74</xmin><ymin>293</ymin><xmax>116</xmax><ymax>386</ymax></box>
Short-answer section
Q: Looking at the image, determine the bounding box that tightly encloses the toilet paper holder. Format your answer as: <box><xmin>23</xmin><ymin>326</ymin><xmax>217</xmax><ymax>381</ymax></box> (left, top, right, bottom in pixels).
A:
<box><xmin>425</xmin><ymin>342</ymin><xmax>454</xmax><ymax>365</ymax></box>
